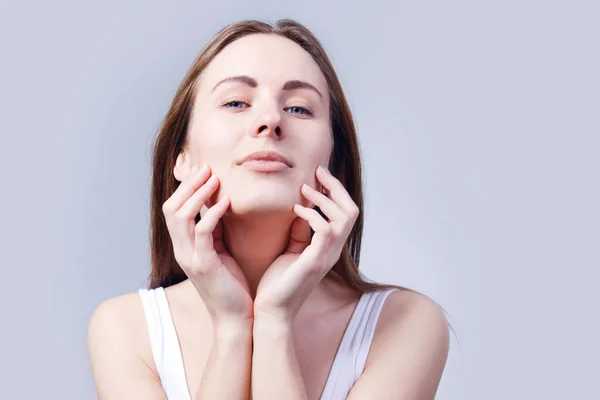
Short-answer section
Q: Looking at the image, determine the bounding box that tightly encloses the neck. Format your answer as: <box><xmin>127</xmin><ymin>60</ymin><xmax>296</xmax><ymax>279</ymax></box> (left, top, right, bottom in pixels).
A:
<box><xmin>221</xmin><ymin>210</ymin><xmax>295</xmax><ymax>298</ymax></box>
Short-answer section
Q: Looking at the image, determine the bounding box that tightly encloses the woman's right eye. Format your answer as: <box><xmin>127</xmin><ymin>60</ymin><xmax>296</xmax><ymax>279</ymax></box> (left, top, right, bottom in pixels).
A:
<box><xmin>222</xmin><ymin>100</ymin><xmax>248</xmax><ymax>109</ymax></box>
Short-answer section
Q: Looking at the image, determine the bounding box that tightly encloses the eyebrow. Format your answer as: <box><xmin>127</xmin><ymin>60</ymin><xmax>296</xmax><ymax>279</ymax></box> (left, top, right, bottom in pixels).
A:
<box><xmin>211</xmin><ymin>75</ymin><xmax>323</xmax><ymax>99</ymax></box>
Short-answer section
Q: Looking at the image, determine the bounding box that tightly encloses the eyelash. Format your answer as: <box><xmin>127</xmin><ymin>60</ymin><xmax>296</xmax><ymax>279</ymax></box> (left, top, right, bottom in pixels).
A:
<box><xmin>221</xmin><ymin>100</ymin><xmax>314</xmax><ymax>117</ymax></box>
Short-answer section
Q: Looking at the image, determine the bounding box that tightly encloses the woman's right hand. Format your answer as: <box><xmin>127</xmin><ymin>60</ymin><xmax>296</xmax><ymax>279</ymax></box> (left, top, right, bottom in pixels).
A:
<box><xmin>162</xmin><ymin>164</ymin><xmax>254</xmax><ymax>326</ymax></box>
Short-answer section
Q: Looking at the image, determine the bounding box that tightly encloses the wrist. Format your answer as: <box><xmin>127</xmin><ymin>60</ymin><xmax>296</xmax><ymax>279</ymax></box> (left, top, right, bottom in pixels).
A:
<box><xmin>253</xmin><ymin>316</ymin><xmax>293</xmax><ymax>336</ymax></box>
<box><xmin>213</xmin><ymin>318</ymin><xmax>253</xmax><ymax>343</ymax></box>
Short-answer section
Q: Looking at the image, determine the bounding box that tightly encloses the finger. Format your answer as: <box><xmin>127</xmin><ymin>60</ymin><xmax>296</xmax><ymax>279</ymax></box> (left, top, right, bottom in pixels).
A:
<box><xmin>177</xmin><ymin>174</ymin><xmax>219</xmax><ymax>219</ymax></box>
<box><xmin>212</xmin><ymin>219</ymin><xmax>227</xmax><ymax>254</ymax></box>
<box><xmin>316</xmin><ymin>166</ymin><xmax>360</xmax><ymax>219</ymax></box>
<box><xmin>163</xmin><ymin>168</ymin><xmax>216</xmax><ymax>251</ymax></box>
<box><xmin>301</xmin><ymin>183</ymin><xmax>345</xmax><ymax>223</ymax></box>
<box><xmin>286</xmin><ymin>217</ymin><xmax>311</xmax><ymax>254</ymax></box>
<box><xmin>195</xmin><ymin>196</ymin><xmax>230</xmax><ymax>253</ymax></box>
<box><xmin>163</xmin><ymin>164</ymin><xmax>211</xmax><ymax>213</ymax></box>
<box><xmin>292</xmin><ymin>204</ymin><xmax>331</xmax><ymax>255</ymax></box>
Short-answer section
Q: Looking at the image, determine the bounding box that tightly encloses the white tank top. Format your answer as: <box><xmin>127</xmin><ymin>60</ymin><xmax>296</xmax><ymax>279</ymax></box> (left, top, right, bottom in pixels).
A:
<box><xmin>138</xmin><ymin>286</ymin><xmax>397</xmax><ymax>400</ymax></box>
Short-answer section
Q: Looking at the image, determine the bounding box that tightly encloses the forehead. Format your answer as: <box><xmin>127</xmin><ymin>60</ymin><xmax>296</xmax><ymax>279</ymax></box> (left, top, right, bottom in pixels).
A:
<box><xmin>198</xmin><ymin>34</ymin><xmax>328</xmax><ymax>93</ymax></box>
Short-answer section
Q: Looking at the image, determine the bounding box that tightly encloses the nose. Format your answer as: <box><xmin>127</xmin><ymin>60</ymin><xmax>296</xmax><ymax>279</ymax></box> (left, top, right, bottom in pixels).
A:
<box><xmin>251</xmin><ymin>103</ymin><xmax>282</xmax><ymax>138</ymax></box>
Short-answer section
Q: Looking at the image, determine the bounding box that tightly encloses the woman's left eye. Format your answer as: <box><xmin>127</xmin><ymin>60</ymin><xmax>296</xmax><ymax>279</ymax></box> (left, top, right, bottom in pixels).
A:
<box><xmin>286</xmin><ymin>106</ymin><xmax>313</xmax><ymax>116</ymax></box>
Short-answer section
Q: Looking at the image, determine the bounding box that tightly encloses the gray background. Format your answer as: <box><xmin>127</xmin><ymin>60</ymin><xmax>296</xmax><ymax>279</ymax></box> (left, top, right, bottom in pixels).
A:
<box><xmin>1</xmin><ymin>0</ymin><xmax>598</xmax><ymax>399</ymax></box>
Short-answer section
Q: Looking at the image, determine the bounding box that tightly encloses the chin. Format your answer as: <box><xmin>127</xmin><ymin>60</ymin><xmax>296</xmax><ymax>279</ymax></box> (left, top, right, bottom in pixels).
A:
<box><xmin>226</xmin><ymin>193</ymin><xmax>311</xmax><ymax>217</ymax></box>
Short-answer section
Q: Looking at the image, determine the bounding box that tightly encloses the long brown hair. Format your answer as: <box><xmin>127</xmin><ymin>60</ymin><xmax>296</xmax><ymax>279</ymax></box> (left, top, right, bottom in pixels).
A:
<box><xmin>148</xmin><ymin>19</ymin><xmax>410</xmax><ymax>295</ymax></box>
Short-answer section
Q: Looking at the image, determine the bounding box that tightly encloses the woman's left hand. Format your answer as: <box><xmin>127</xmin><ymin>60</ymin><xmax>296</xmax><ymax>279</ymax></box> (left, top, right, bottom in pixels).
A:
<box><xmin>253</xmin><ymin>165</ymin><xmax>360</xmax><ymax>325</ymax></box>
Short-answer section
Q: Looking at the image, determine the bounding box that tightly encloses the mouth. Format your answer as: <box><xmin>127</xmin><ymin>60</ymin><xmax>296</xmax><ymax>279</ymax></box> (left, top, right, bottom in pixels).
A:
<box><xmin>239</xmin><ymin>159</ymin><xmax>290</xmax><ymax>172</ymax></box>
<box><xmin>238</xmin><ymin>150</ymin><xmax>292</xmax><ymax>172</ymax></box>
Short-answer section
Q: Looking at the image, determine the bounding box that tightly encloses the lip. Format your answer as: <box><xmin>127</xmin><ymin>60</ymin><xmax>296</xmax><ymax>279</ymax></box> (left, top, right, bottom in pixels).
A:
<box><xmin>238</xmin><ymin>150</ymin><xmax>292</xmax><ymax>168</ymax></box>
<box><xmin>240</xmin><ymin>159</ymin><xmax>289</xmax><ymax>172</ymax></box>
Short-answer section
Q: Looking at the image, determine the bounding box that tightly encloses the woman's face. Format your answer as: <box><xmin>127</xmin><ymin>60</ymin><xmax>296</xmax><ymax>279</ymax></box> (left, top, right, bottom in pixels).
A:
<box><xmin>181</xmin><ymin>33</ymin><xmax>333</xmax><ymax>216</ymax></box>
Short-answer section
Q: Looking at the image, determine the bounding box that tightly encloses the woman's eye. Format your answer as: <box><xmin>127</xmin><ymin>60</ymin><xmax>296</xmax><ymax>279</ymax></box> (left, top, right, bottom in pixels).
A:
<box><xmin>223</xmin><ymin>100</ymin><xmax>248</xmax><ymax>109</ymax></box>
<box><xmin>286</xmin><ymin>106</ymin><xmax>313</xmax><ymax>116</ymax></box>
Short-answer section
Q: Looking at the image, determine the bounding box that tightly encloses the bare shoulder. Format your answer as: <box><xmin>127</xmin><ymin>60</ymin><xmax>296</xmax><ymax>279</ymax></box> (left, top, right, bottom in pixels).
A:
<box><xmin>88</xmin><ymin>291</ymin><xmax>145</xmax><ymax>329</ymax></box>
<box><xmin>371</xmin><ymin>288</ymin><xmax>450</xmax><ymax>361</ymax></box>
<box><xmin>87</xmin><ymin>292</ymin><xmax>150</xmax><ymax>359</ymax></box>
<box><xmin>87</xmin><ymin>291</ymin><xmax>166</xmax><ymax>400</ymax></box>
<box><xmin>346</xmin><ymin>288</ymin><xmax>450</xmax><ymax>399</ymax></box>
<box><xmin>379</xmin><ymin>288</ymin><xmax>449</xmax><ymax>336</ymax></box>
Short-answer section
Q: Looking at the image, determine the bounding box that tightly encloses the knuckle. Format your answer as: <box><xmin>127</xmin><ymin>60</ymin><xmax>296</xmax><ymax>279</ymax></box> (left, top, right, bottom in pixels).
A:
<box><xmin>192</xmin><ymin>255</ymin><xmax>217</xmax><ymax>276</ymax></box>
<box><xmin>194</xmin><ymin>221</ymin><xmax>211</xmax><ymax>235</ymax></box>
<box><xmin>162</xmin><ymin>201</ymin><xmax>174</xmax><ymax>215</ymax></box>
<box><xmin>306</xmin><ymin>264</ymin><xmax>322</xmax><ymax>276</ymax></box>
<box><xmin>193</xmin><ymin>263</ymin><xmax>211</xmax><ymax>275</ymax></box>
<box><xmin>173</xmin><ymin>253</ymin><xmax>189</xmax><ymax>269</ymax></box>
<box><xmin>173</xmin><ymin>211</ymin><xmax>190</xmax><ymax>223</ymax></box>
<box><xmin>332</xmin><ymin>225</ymin><xmax>343</xmax><ymax>237</ymax></box>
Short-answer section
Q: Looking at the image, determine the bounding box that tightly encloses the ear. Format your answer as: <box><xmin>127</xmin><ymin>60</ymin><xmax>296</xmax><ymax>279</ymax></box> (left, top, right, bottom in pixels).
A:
<box><xmin>173</xmin><ymin>150</ymin><xmax>193</xmax><ymax>182</ymax></box>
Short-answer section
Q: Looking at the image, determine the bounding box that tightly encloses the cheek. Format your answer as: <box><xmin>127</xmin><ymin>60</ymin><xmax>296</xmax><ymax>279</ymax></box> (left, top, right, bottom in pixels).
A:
<box><xmin>299</xmin><ymin>133</ymin><xmax>333</xmax><ymax>189</ymax></box>
<box><xmin>306</xmin><ymin>131</ymin><xmax>333</xmax><ymax>166</ymax></box>
<box><xmin>193</xmin><ymin>120</ymin><xmax>241</xmax><ymax>163</ymax></box>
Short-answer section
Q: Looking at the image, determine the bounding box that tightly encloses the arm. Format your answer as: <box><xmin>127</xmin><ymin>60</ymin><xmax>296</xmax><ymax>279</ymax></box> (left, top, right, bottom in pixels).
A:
<box><xmin>250</xmin><ymin>292</ymin><xmax>450</xmax><ymax>400</ymax></box>
<box><xmin>251</xmin><ymin>319</ymin><xmax>308</xmax><ymax>400</ymax></box>
<box><xmin>346</xmin><ymin>292</ymin><xmax>450</xmax><ymax>400</ymax></box>
<box><xmin>194</xmin><ymin>320</ymin><xmax>253</xmax><ymax>400</ymax></box>
<box><xmin>249</xmin><ymin>165</ymin><xmax>360</xmax><ymax>399</ymax></box>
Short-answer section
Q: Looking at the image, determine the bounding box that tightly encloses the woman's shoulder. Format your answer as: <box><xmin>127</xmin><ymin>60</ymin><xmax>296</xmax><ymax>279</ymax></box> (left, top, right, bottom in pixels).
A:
<box><xmin>87</xmin><ymin>290</ymin><xmax>153</xmax><ymax>352</ymax></box>
<box><xmin>87</xmin><ymin>289</ymin><xmax>160</xmax><ymax>386</ymax></box>
<box><xmin>378</xmin><ymin>287</ymin><xmax>448</xmax><ymax>328</ymax></box>
<box><xmin>88</xmin><ymin>279</ymin><xmax>194</xmax><ymax>333</ymax></box>
<box><xmin>88</xmin><ymin>290</ymin><xmax>147</xmax><ymax>337</ymax></box>
<box><xmin>366</xmin><ymin>286</ymin><xmax>450</xmax><ymax>369</ymax></box>
<box><xmin>87</xmin><ymin>280</ymin><xmax>198</xmax><ymax>364</ymax></box>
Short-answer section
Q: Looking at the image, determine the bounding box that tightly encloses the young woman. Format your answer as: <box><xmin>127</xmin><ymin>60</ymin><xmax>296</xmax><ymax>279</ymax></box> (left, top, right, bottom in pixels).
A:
<box><xmin>87</xmin><ymin>18</ymin><xmax>450</xmax><ymax>400</ymax></box>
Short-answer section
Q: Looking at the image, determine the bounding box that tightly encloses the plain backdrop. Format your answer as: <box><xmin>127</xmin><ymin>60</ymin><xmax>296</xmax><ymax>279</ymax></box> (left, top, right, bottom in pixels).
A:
<box><xmin>1</xmin><ymin>1</ymin><xmax>598</xmax><ymax>399</ymax></box>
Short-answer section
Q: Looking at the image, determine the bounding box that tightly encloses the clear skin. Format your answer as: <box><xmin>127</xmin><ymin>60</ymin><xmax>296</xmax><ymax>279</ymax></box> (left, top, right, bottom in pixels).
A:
<box><xmin>164</xmin><ymin>34</ymin><xmax>362</xmax><ymax>399</ymax></box>
<box><xmin>171</xmin><ymin>33</ymin><xmax>359</xmax><ymax>325</ymax></box>
<box><xmin>87</xmin><ymin>33</ymin><xmax>449</xmax><ymax>400</ymax></box>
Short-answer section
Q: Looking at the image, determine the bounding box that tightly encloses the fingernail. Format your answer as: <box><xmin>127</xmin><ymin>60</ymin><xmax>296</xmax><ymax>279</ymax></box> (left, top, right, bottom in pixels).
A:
<box><xmin>318</xmin><ymin>165</ymin><xmax>329</xmax><ymax>175</ymax></box>
<box><xmin>197</xmin><ymin>164</ymin><xmax>208</xmax><ymax>174</ymax></box>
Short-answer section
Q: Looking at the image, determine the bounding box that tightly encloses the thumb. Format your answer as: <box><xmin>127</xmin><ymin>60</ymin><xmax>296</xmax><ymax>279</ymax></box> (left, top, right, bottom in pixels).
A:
<box><xmin>213</xmin><ymin>219</ymin><xmax>227</xmax><ymax>253</ymax></box>
<box><xmin>285</xmin><ymin>216</ymin><xmax>311</xmax><ymax>254</ymax></box>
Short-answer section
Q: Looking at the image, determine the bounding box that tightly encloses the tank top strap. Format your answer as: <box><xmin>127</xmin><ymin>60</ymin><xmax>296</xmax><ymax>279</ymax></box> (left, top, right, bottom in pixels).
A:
<box><xmin>320</xmin><ymin>288</ymin><xmax>398</xmax><ymax>400</ymax></box>
<box><xmin>138</xmin><ymin>287</ymin><xmax>192</xmax><ymax>400</ymax></box>
<box><xmin>352</xmin><ymin>288</ymin><xmax>398</xmax><ymax>380</ymax></box>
